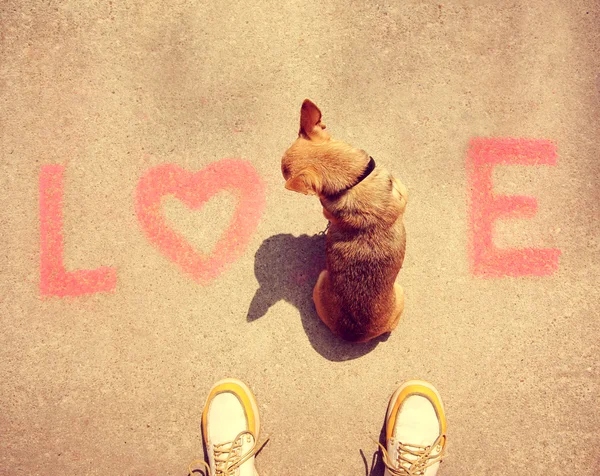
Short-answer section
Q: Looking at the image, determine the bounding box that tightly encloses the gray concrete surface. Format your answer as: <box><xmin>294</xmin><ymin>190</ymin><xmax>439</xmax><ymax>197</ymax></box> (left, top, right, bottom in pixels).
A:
<box><xmin>1</xmin><ymin>1</ymin><xmax>599</xmax><ymax>475</ymax></box>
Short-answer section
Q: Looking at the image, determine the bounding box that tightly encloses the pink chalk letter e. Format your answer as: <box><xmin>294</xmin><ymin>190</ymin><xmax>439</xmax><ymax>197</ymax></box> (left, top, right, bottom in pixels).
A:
<box><xmin>39</xmin><ymin>165</ymin><xmax>117</xmax><ymax>296</ymax></box>
<box><xmin>467</xmin><ymin>138</ymin><xmax>561</xmax><ymax>277</ymax></box>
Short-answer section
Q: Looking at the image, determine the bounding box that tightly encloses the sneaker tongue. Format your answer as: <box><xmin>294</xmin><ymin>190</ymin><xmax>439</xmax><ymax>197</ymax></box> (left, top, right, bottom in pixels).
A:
<box><xmin>397</xmin><ymin>429</ymin><xmax>432</xmax><ymax>448</ymax></box>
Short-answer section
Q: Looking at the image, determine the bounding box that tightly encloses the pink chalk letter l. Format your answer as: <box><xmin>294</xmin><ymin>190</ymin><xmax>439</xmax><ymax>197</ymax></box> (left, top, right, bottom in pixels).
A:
<box><xmin>39</xmin><ymin>165</ymin><xmax>117</xmax><ymax>296</ymax></box>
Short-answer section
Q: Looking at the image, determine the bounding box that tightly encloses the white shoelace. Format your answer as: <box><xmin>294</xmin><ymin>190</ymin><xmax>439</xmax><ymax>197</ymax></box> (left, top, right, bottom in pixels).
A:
<box><xmin>189</xmin><ymin>430</ymin><xmax>269</xmax><ymax>476</ymax></box>
<box><xmin>378</xmin><ymin>434</ymin><xmax>446</xmax><ymax>476</ymax></box>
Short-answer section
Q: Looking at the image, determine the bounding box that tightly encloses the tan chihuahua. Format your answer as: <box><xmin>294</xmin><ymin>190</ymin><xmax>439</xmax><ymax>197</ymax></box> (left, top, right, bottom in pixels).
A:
<box><xmin>281</xmin><ymin>99</ymin><xmax>408</xmax><ymax>343</ymax></box>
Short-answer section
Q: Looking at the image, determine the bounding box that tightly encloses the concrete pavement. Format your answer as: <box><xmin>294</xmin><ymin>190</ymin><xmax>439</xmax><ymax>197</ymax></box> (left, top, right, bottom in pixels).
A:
<box><xmin>1</xmin><ymin>1</ymin><xmax>599</xmax><ymax>475</ymax></box>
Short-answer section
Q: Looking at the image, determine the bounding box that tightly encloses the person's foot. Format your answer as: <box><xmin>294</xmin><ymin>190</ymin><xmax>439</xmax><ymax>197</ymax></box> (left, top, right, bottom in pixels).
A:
<box><xmin>196</xmin><ymin>378</ymin><xmax>262</xmax><ymax>476</ymax></box>
<box><xmin>381</xmin><ymin>380</ymin><xmax>447</xmax><ymax>476</ymax></box>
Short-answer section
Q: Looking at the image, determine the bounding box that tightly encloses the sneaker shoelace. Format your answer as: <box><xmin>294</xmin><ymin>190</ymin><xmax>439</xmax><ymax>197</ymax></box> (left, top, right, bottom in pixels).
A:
<box><xmin>377</xmin><ymin>434</ymin><xmax>446</xmax><ymax>476</ymax></box>
<box><xmin>189</xmin><ymin>430</ymin><xmax>269</xmax><ymax>476</ymax></box>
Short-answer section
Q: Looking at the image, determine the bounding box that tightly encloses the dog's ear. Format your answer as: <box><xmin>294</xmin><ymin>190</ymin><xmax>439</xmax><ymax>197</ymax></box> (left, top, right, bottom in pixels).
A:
<box><xmin>284</xmin><ymin>169</ymin><xmax>321</xmax><ymax>195</ymax></box>
<box><xmin>299</xmin><ymin>99</ymin><xmax>322</xmax><ymax>138</ymax></box>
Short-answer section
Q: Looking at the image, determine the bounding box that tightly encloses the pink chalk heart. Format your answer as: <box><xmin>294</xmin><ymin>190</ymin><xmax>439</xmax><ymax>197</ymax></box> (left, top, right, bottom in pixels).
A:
<box><xmin>135</xmin><ymin>160</ymin><xmax>266</xmax><ymax>283</ymax></box>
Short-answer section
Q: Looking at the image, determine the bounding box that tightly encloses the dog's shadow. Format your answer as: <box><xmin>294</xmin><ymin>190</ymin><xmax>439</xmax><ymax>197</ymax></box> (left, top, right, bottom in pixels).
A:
<box><xmin>247</xmin><ymin>232</ymin><xmax>389</xmax><ymax>361</ymax></box>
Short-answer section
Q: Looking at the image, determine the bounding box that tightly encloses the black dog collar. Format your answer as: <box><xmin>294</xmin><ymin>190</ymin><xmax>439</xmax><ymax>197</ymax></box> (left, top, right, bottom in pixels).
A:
<box><xmin>352</xmin><ymin>156</ymin><xmax>376</xmax><ymax>188</ymax></box>
<box><xmin>327</xmin><ymin>156</ymin><xmax>376</xmax><ymax>198</ymax></box>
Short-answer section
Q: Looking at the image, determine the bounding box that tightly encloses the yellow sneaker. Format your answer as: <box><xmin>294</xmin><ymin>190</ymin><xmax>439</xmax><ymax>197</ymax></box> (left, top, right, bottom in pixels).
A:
<box><xmin>200</xmin><ymin>379</ymin><xmax>262</xmax><ymax>476</ymax></box>
<box><xmin>382</xmin><ymin>380</ymin><xmax>447</xmax><ymax>476</ymax></box>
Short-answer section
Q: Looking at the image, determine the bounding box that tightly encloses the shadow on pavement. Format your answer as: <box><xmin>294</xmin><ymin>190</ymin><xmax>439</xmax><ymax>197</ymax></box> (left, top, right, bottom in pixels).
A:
<box><xmin>362</xmin><ymin>419</ymin><xmax>386</xmax><ymax>476</ymax></box>
<box><xmin>247</xmin><ymin>233</ymin><xmax>389</xmax><ymax>362</ymax></box>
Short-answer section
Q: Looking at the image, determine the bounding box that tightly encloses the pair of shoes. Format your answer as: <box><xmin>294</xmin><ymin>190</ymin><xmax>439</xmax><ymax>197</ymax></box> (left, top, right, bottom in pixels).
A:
<box><xmin>189</xmin><ymin>379</ymin><xmax>447</xmax><ymax>476</ymax></box>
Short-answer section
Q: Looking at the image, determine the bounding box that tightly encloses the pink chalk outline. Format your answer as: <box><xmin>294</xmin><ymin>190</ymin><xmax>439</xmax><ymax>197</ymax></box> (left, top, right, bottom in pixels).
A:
<box><xmin>39</xmin><ymin>165</ymin><xmax>117</xmax><ymax>296</ymax></box>
<box><xmin>467</xmin><ymin>138</ymin><xmax>561</xmax><ymax>277</ymax></box>
<box><xmin>135</xmin><ymin>160</ymin><xmax>266</xmax><ymax>283</ymax></box>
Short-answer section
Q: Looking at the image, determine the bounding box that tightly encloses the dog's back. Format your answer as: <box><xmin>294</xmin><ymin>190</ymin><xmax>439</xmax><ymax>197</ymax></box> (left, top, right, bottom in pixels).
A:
<box><xmin>318</xmin><ymin>167</ymin><xmax>407</xmax><ymax>341</ymax></box>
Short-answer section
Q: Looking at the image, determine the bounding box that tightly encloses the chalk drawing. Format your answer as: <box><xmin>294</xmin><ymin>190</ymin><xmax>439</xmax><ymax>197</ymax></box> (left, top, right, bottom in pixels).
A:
<box><xmin>39</xmin><ymin>165</ymin><xmax>117</xmax><ymax>296</ymax></box>
<box><xmin>39</xmin><ymin>139</ymin><xmax>558</xmax><ymax>296</ymax></box>
<box><xmin>467</xmin><ymin>138</ymin><xmax>561</xmax><ymax>277</ymax></box>
<box><xmin>135</xmin><ymin>160</ymin><xmax>266</xmax><ymax>283</ymax></box>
